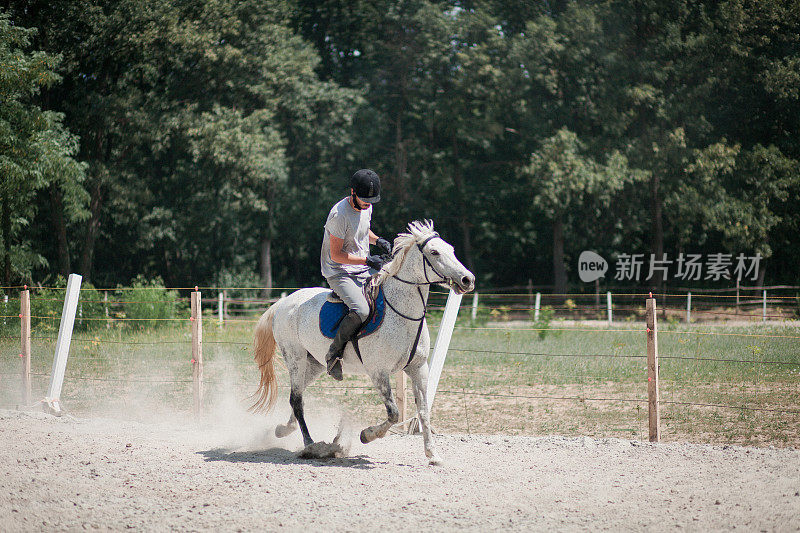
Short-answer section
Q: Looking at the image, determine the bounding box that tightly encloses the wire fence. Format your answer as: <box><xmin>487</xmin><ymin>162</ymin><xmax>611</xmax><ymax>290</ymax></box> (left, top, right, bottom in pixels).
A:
<box><xmin>1</xmin><ymin>284</ymin><xmax>798</xmax><ymax>446</ymax></box>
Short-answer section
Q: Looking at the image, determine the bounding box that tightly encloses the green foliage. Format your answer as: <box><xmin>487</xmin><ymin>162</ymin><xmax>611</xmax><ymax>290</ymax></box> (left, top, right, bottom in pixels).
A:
<box><xmin>117</xmin><ymin>276</ymin><xmax>184</xmax><ymax>329</ymax></box>
<box><xmin>29</xmin><ymin>279</ymin><xmax>67</xmax><ymax>330</ymax></box>
<box><xmin>530</xmin><ymin>305</ymin><xmax>555</xmax><ymax>341</ymax></box>
<box><xmin>26</xmin><ymin>277</ymin><xmax>105</xmax><ymax>331</ymax></box>
<box><xmin>212</xmin><ymin>267</ymin><xmax>263</xmax><ymax>301</ymax></box>
<box><xmin>2</xmin><ymin>0</ymin><xmax>800</xmax><ymax>291</ymax></box>
<box><xmin>523</xmin><ymin>128</ymin><xmax>645</xmax><ymax>218</ymax></box>
<box><xmin>0</xmin><ymin>10</ymin><xmax>87</xmax><ymax>284</ymax></box>
<box><xmin>0</xmin><ymin>291</ymin><xmax>15</xmax><ymax>335</ymax></box>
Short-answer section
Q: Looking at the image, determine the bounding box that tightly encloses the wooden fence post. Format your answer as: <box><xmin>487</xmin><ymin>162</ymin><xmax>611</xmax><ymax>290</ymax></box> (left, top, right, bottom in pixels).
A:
<box><xmin>471</xmin><ymin>292</ymin><xmax>479</xmax><ymax>322</ymax></box>
<box><xmin>762</xmin><ymin>289</ymin><xmax>767</xmax><ymax>322</ymax></box>
<box><xmin>20</xmin><ymin>287</ymin><xmax>31</xmax><ymax>406</ymax></box>
<box><xmin>606</xmin><ymin>291</ymin><xmax>613</xmax><ymax>324</ymax></box>
<box><xmin>534</xmin><ymin>292</ymin><xmax>541</xmax><ymax>321</ymax></box>
<box><xmin>191</xmin><ymin>289</ymin><xmax>204</xmax><ymax>418</ymax></box>
<box><xmin>646</xmin><ymin>293</ymin><xmax>660</xmax><ymax>442</ymax></box>
<box><xmin>395</xmin><ymin>372</ymin><xmax>406</xmax><ymax>422</ymax></box>
<box><xmin>217</xmin><ymin>291</ymin><xmax>224</xmax><ymax>326</ymax></box>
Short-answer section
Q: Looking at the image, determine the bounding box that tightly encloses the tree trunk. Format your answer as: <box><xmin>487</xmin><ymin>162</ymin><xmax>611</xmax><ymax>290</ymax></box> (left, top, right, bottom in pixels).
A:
<box><xmin>451</xmin><ymin>138</ymin><xmax>475</xmax><ymax>273</ymax></box>
<box><xmin>553</xmin><ymin>215</ymin><xmax>567</xmax><ymax>295</ymax></box>
<box><xmin>2</xmin><ymin>194</ymin><xmax>10</xmax><ymax>286</ymax></box>
<box><xmin>260</xmin><ymin>187</ymin><xmax>276</xmax><ymax>298</ymax></box>
<box><xmin>756</xmin><ymin>263</ymin><xmax>766</xmax><ymax>288</ymax></box>
<box><xmin>260</xmin><ymin>236</ymin><xmax>272</xmax><ymax>298</ymax></box>
<box><xmin>650</xmin><ymin>172</ymin><xmax>664</xmax><ymax>288</ymax></box>
<box><xmin>49</xmin><ymin>186</ymin><xmax>71</xmax><ymax>275</ymax></box>
<box><xmin>79</xmin><ymin>182</ymin><xmax>104</xmax><ymax>283</ymax></box>
<box><xmin>394</xmin><ymin>95</ymin><xmax>409</xmax><ymax>204</ymax></box>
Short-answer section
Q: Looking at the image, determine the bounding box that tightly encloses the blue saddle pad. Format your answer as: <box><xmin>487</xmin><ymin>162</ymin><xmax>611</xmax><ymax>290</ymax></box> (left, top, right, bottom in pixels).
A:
<box><xmin>319</xmin><ymin>287</ymin><xmax>385</xmax><ymax>339</ymax></box>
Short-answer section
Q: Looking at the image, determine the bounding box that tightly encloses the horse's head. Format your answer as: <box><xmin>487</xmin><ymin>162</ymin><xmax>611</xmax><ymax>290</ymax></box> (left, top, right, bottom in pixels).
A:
<box><xmin>381</xmin><ymin>220</ymin><xmax>476</xmax><ymax>294</ymax></box>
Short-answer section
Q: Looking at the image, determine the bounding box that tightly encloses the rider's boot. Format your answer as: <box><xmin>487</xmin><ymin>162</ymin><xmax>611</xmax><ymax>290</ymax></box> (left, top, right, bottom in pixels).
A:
<box><xmin>325</xmin><ymin>310</ymin><xmax>363</xmax><ymax>381</ymax></box>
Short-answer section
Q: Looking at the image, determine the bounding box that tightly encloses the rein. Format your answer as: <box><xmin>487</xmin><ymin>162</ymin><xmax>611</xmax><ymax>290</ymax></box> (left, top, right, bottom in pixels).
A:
<box><xmin>380</xmin><ymin>232</ymin><xmax>449</xmax><ymax>369</ymax></box>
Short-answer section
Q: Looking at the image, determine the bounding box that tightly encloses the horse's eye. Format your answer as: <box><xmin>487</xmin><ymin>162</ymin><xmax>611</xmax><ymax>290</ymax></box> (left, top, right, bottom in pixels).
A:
<box><xmin>430</xmin><ymin>250</ymin><xmax>440</xmax><ymax>256</ymax></box>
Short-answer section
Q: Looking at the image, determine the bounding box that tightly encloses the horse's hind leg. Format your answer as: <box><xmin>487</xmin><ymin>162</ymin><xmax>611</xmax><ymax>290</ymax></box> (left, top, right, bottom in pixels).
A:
<box><xmin>360</xmin><ymin>372</ymin><xmax>399</xmax><ymax>444</ymax></box>
<box><xmin>275</xmin><ymin>352</ymin><xmax>324</xmax><ymax>439</ymax></box>
<box><xmin>283</xmin><ymin>349</ymin><xmax>324</xmax><ymax>447</ymax></box>
<box><xmin>406</xmin><ymin>362</ymin><xmax>442</xmax><ymax>465</ymax></box>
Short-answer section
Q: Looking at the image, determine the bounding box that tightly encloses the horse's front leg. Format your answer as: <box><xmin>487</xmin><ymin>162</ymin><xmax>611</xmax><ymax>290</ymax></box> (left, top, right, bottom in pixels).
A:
<box><xmin>360</xmin><ymin>372</ymin><xmax>399</xmax><ymax>443</ymax></box>
<box><xmin>406</xmin><ymin>362</ymin><xmax>442</xmax><ymax>465</ymax></box>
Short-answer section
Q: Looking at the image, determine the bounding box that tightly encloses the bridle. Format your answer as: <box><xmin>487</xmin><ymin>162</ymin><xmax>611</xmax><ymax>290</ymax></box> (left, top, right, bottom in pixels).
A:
<box><xmin>378</xmin><ymin>232</ymin><xmax>450</xmax><ymax>368</ymax></box>
<box><xmin>392</xmin><ymin>232</ymin><xmax>450</xmax><ymax>287</ymax></box>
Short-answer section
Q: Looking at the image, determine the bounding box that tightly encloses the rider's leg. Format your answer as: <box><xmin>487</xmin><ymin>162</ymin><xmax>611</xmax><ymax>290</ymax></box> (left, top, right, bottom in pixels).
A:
<box><xmin>324</xmin><ymin>310</ymin><xmax>362</xmax><ymax>380</ymax></box>
<box><xmin>325</xmin><ymin>274</ymin><xmax>370</xmax><ymax>381</ymax></box>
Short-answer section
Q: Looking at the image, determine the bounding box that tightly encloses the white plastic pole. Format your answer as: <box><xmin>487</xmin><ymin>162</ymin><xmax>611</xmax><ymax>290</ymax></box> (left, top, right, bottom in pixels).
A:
<box><xmin>426</xmin><ymin>288</ymin><xmax>463</xmax><ymax>411</ymax></box>
<box><xmin>218</xmin><ymin>292</ymin><xmax>224</xmax><ymax>325</ymax></box>
<box><xmin>534</xmin><ymin>292</ymin><xmax>541</xmax><ymax>321</ymax></box>
<box><xmin>763</xmin><ymin>290</ymin><xmax>767</xmax><ymax>322</ymax></box>
<box><xmin>607</xmin><ymin>291</ymin><xmax>613</xmax><ymax>324</ymax></box>
<box><xmin>686</xmin><ymin>291</ymin><xmax>692</xmax><ymax>323</ymax></box>
<box><xmin>471</xmin><ymin>292</ymin><xmax>478</xmax><ymax>322</ymax></box>
<box><xmin>45</xmin><ymin>273</ymin><xmax>82</xmax><ymax>414</ymax></box>
<box><xmin>104</xmin><ymin>291</ymin><xmax>110</xmax><ymax>328</ymax></box>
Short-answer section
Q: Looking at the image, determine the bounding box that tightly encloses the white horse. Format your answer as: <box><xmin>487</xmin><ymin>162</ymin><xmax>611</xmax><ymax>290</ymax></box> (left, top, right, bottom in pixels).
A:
<box><xmin>251</xmin><ymin>220</ymin><xmax>475</xmax><ymax>464</ymax></box>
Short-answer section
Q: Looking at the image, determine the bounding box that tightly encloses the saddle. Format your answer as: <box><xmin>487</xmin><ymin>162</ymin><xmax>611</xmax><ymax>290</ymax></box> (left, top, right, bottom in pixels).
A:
<box><xmin>319</xmin><ymin>275</ymin><xmax>386</xmax><ymax>340</ymax></box>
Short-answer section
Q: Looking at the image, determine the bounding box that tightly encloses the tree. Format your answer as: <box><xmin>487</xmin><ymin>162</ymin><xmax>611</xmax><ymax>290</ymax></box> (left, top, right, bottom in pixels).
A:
<box><xmin>522</xmin><ymin>128</ymin><xmax>643</xmax><ymax>293</ymax></box>
<box><xmin>7</xmin><ymin>0</ymin><xmax>359</xmax><ymax>288</ymax></box>
<box><xmin>0</xmin><ymin>10</ymin><xmax>86</xmax><ymax>285</ymax></box>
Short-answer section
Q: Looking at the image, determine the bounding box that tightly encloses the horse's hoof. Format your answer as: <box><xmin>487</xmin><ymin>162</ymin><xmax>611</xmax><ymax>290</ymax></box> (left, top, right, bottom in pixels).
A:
<box><xmin>298</xmin><ymin>441</ymin><xmax>344</xmax><ymax>459</ymax></box>
<box><xmin>360</xmin><ymin>428</ymin><xmax>376</xmax><ymax>444</ymax></box>
<box><xmin>275</xmin><ymin>424</ymin><xmax>295</xmax><ymax>438</ymax></box>
<box><xmin>428</xmin><ymin>454</ymin><xmax>444</xmax><ymax>466</ymax></box>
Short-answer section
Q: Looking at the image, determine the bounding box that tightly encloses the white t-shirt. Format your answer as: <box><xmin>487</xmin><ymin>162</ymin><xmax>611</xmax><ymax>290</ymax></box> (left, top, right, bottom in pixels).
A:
<box><xmin>320</xmin><ymin>197</ymin><xmax>372</xmax><ymax>278</ymax></box>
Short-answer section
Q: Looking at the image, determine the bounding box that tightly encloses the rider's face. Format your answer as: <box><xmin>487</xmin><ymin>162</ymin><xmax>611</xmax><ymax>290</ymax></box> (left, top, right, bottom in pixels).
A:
<box><xmin>351</xmin><ymin>189</ymin><xmax>371</xmax><ymax>210</ymax></box>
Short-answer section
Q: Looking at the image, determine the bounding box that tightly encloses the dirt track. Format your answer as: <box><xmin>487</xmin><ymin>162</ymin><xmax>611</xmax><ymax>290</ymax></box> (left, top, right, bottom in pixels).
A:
<box><xmin>1</xmin><ymin>408</ymin><xmax>799</xmax><ymax>532</ymax></box>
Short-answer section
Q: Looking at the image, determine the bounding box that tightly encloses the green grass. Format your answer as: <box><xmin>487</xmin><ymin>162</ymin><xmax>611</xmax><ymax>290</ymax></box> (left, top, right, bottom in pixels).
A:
<box><xmin>1</xmin><ymin>317</ymin><xmax>798</xmax><ymax>446</ymax></box>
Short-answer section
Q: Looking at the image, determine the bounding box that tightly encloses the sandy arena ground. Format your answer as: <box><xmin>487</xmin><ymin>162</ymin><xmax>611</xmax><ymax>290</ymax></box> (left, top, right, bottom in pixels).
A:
<box><xmin>1</xmin><ymin>407</ymin><xmax>799</xmax><ymax>532</ymax></box>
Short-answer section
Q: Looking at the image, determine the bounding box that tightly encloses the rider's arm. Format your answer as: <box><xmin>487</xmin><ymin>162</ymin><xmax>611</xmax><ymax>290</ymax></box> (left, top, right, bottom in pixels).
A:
<box><xmin>368</xmin><ymin>230</ymin><xmax>378</xmax><ymax>245</ymax></box>
<box><xmin>329</xmin><ymin>234</ymin><xmax>368</xmax><ymax>266</ymax></box>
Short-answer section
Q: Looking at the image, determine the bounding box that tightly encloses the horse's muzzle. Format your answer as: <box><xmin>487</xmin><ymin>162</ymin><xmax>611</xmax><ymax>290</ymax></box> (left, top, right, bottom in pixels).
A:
<box><xmin>450</xmin><ymin>273</ymin><xmax>475</xmax><ymax>294</ymax></box>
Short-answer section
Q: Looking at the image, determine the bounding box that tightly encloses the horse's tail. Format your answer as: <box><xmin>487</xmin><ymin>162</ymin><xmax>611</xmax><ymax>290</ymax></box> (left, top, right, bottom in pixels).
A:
<box><xmin>250</xmin><ymin>304</ymin><xmax>278</xmax><ymax>413</ymax></box>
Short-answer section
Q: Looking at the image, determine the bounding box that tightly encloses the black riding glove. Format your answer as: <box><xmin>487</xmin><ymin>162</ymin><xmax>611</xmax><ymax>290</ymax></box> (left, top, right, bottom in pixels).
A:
<box><xmin>366</xmin><ymin>254</ymin><xmax>387</xmax><ymax>271</ymax></box>
<box><xmin>376</xmin><ymin>237</ymin><xmax>393</xmax><ymax>256</ymax></box>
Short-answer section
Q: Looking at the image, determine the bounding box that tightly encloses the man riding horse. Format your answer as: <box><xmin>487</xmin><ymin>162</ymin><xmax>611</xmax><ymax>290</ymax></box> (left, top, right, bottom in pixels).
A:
<box><xmin>320</xmin><ymin>169</ymin><xmax>392</xmax><ymax>380</ymax></box>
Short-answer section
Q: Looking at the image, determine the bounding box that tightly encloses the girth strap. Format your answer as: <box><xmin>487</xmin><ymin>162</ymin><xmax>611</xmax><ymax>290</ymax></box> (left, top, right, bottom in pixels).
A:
<box><xmin>346</xmin><ymin>279</ymin><xmax>381</xmax><ymax>364</ymax></box>
<box><xmin>406</xmin><ymin>315</ymin><xmax>425</xmax><ymax>368</ymax></box>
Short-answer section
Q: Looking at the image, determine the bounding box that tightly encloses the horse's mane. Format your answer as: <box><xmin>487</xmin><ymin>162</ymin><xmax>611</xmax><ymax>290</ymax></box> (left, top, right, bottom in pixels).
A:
<box><xmin>373</xmin><ymin>220</ymin><xmax>435</xmax><ymax>286</ymax></box>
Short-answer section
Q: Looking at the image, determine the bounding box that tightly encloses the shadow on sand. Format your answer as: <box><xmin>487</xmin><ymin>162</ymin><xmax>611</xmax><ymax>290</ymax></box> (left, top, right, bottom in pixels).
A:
<box><xmin>198</xmin><ymin>447</ymin><xmax>377</xmax><ymax>469</ymax></box>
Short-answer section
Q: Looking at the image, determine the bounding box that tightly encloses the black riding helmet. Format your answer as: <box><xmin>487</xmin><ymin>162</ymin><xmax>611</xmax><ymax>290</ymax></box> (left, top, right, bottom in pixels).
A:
<box><xmin>350</xmin><ymin>169</ymin><xmax>381</xmax><ymax>204</ymax></box>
